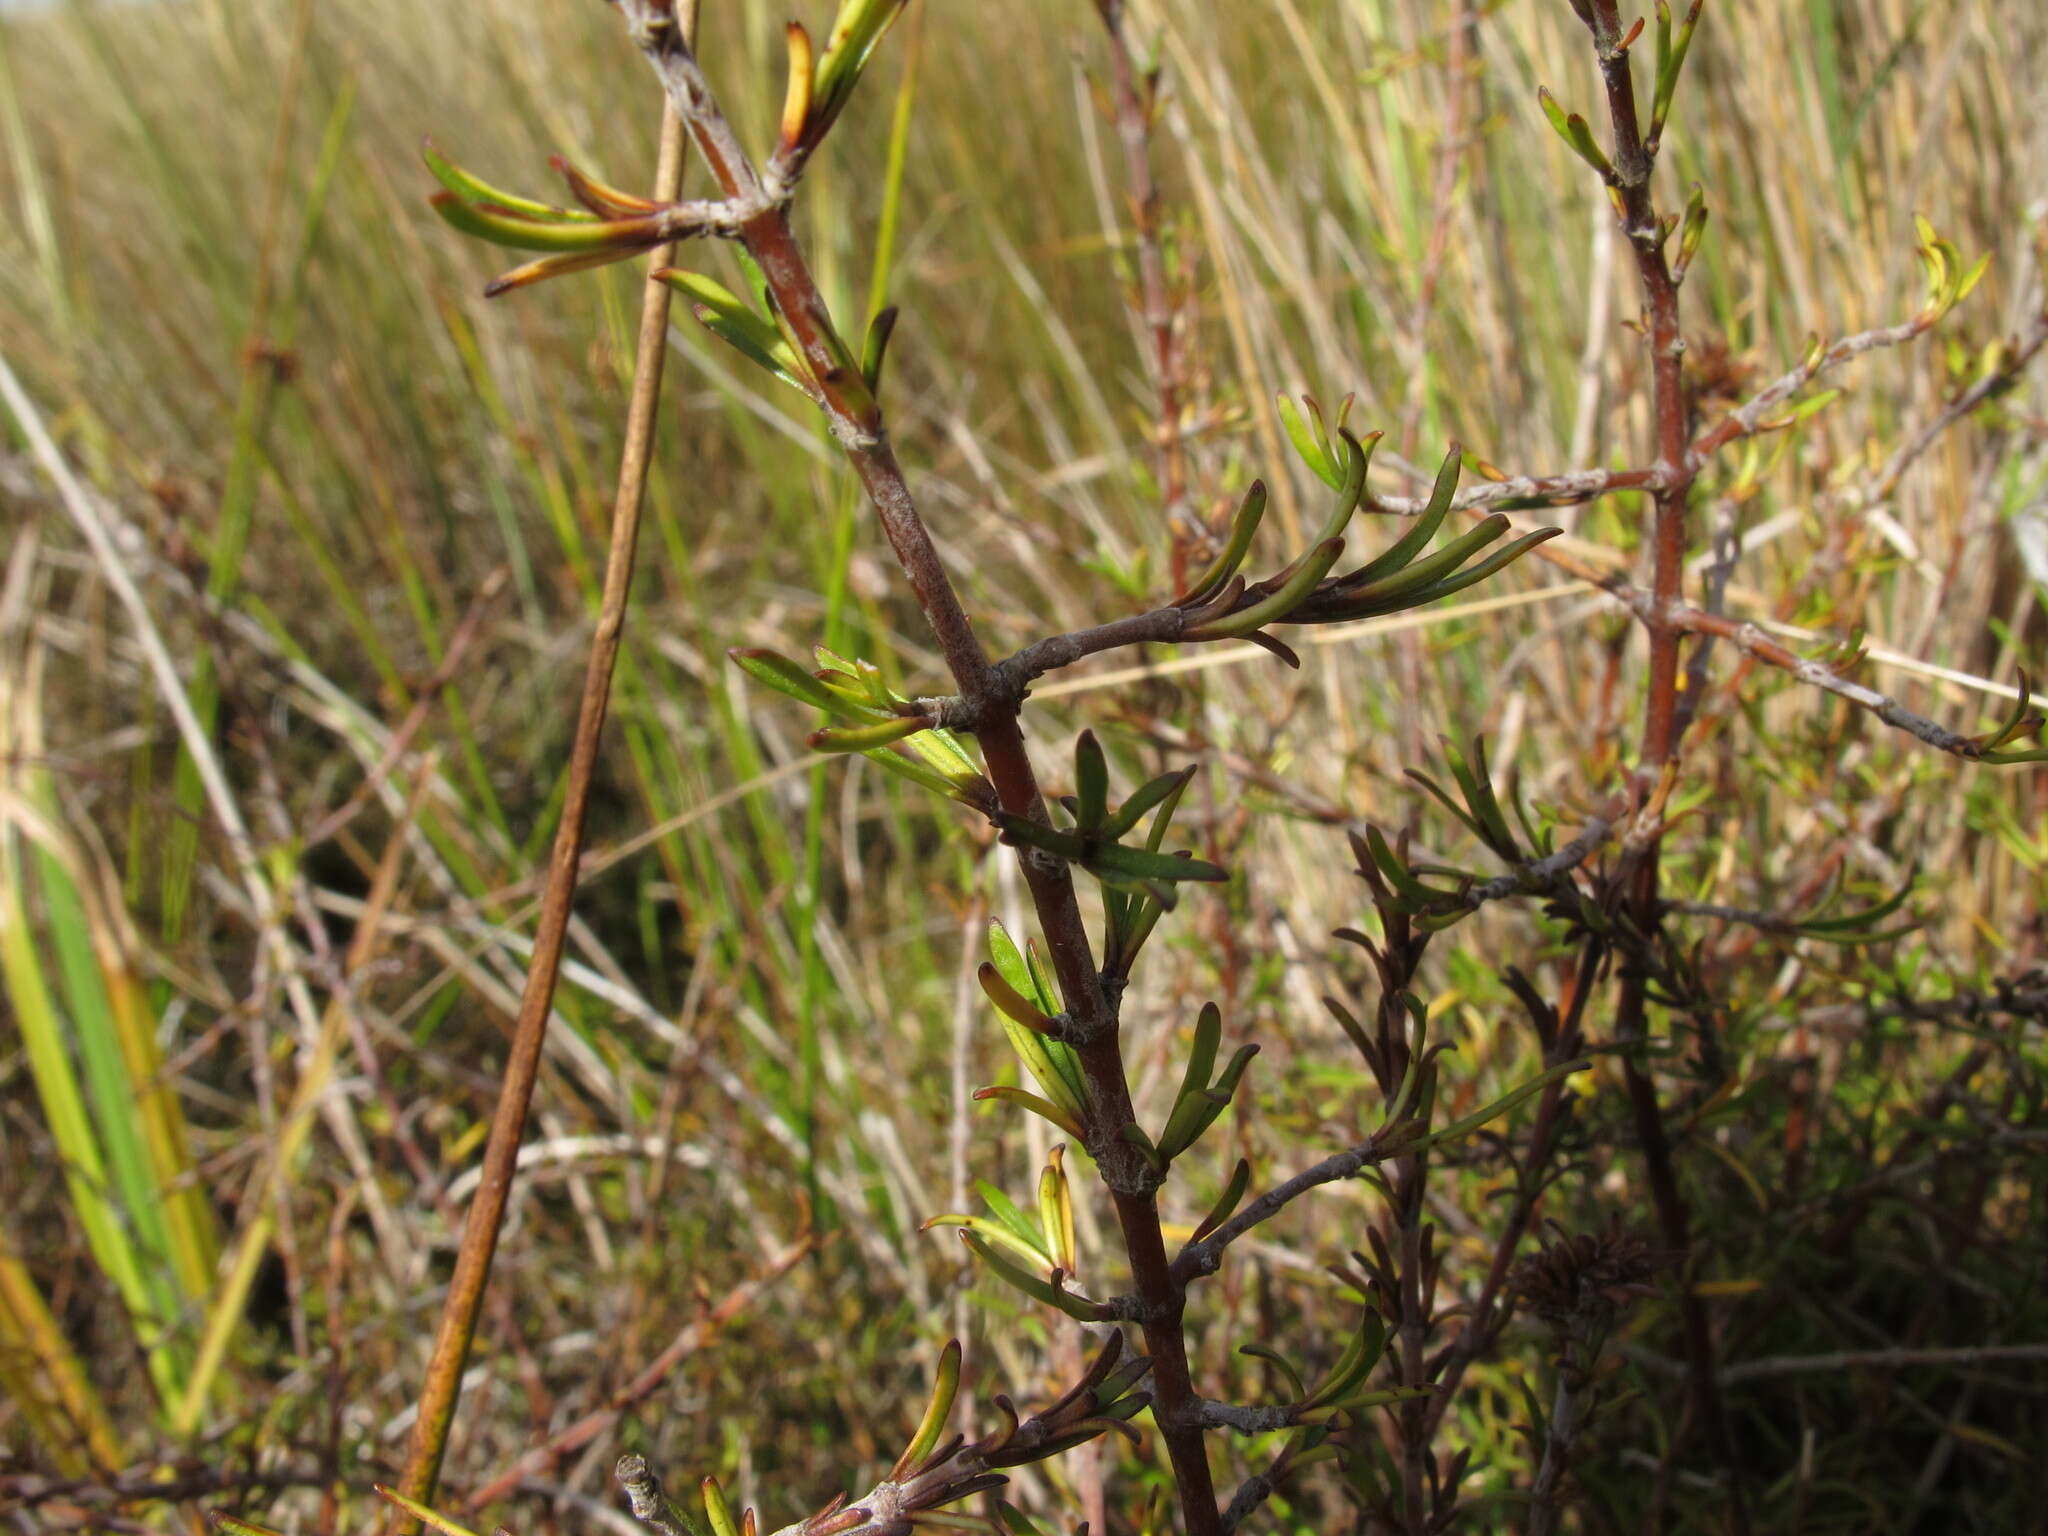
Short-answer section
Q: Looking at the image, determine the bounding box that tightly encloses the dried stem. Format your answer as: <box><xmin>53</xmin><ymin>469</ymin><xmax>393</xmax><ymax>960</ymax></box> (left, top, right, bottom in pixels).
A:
<box><xmin>1093</xmin><ymin>0</ymin><xmax>1193</xmax><ymax>537</ymax></box>
<box><xmin>1864</xmin><ymin>306</ymin><xmax>2048</xmax><ymax>499</ymax></box>
<box><xmin>302</xmin><ymin>567</ymin><xmax>509</xmax><ymax>850</ymax></box>
<box><xmin>389</xmin><ymin>70</ymin><xmax>697</xmax><ymax>1525</ymax></box>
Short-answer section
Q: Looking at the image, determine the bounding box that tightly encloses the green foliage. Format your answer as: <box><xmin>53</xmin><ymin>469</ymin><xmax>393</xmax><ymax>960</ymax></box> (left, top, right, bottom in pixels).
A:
<box><xmin>994</xmin><ymin>735</ymin><xmax>1222</xmax><ymax>910</ymax></box>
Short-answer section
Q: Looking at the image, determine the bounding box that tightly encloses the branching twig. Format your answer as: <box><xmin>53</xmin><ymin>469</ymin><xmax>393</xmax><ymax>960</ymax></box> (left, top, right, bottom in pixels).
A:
<box><xmin>1800</xmin><ymin>972</ymin><xmax>2048</xmax><ymax>1028</ymax></box>
<box><xmin>1371</xmin><ymin>462</ymin><xmax>1661</xmax><ymax>516</ymax></box>
<box><xmin>620</xmin><ymin>1339</ymin><xmax>1152</xmax><ymax>1536</ymax></box>
<box><xmin>1718</xmin><ymin>1342</ymin><xmax>2048</xmax><ymax>1386</ymax></box>
<box><xmin>302</xmin><ymin>566</ymin><xmax>509</xmax><ymax>849</ymax></box>
<box><xmin>1685</xmin><ymin>306</ymin><xmax>2048</xmax><ymax>475</ymax></box>
<box><xmin>1864</xmin><ymin>307</ymin><xmax>2048</xmax><ymax>500</ymax></box>
<box><xmin>1173</xmin><ymin>1139</ymin><xmax>1391</xmax><ymax>1284</ymax></box>
<box><xmin>1602</xmin><ymin>584</ymin><xmax>2038</xmax><ymax>761</ymax></box>
<box><xmin>1217</xmin><ymin>1453</ymin><xmax>1289</xmax><ymax>1535</ymax></box>
<box><xmin>1189</xmin><ymin>1399</ymin><xmax>1299</xmax><ymax>1435</ymax></box>
<box><xmin>1457</xmin><ymin>813</ymin><xmax>1619</xmax><ymax>910</ymax></box>
<box><xmin>1686</xmin><ymin>316</ymin><xmax>1946</xmax><ymax>468</ymax></box>
<box><xmin>1663</xmin><ymin>899</ymin><xmax>1817</xmax><ymax>934</ymax></box>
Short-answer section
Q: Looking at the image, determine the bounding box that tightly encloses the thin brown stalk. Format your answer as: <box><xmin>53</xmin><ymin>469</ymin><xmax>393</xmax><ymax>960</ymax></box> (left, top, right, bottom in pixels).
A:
<box><xmin>1404</xmin><ymin>0</ymin><xmax>1481</xmax><ymax>456</ymax></box>
<box><xmin>1094</xmin><ymin>0</ymin><xmax>1193</xmax><ymax>543</ymax></box>
<box><xmin>388</xmin><ymin>67</ymin><xmax>696</xmax><ymax>1525</ymax></box>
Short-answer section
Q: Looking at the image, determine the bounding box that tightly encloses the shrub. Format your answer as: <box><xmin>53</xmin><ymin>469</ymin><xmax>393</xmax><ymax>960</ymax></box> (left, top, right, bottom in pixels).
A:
<box><xmin>3</xmin><ymin>1</ymin><xmax>2043</xmax><ymax>1534</ymax></box>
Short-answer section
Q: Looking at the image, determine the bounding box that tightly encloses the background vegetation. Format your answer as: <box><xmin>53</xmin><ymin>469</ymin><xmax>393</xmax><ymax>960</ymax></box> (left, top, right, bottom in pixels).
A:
<box><xmin>1</xmin><ymin>0</ymin><xmax>2043</xmax><ymax>1530</ymax></box>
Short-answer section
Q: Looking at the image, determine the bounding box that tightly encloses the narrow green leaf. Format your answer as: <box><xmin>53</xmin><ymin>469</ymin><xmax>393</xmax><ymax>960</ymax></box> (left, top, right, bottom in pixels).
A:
<box><xmin>1183</xmin><ymin>537</ymin><xmax>1345</xmax><ymax>640</ymax></box>
<box><xmin>1651</xmin><ymin>0</ymin><xmax>1704</xmax><ymax>142</ymax></box>
<box><xmin>1342</xmin><ymin>527</ymin><xmax>1559</xmax><ymax>617</ymax></box>
<box><xmin>1177</xmin><ymin>481</ymin><xmax>1268</xmax><ymax>604</ymax></box>
<box><xmin>1073</xmin><ymin>730</ymin><xmax>1109</xmax><ymax>830</ymax></box>
<box><xmin>810</xmin><ymin>714</ymin><xmax>927</xmax><ymax>753</ymax></box>
<box><xmin>1279</xmin><ymin>395</ymin><xmax>1343</xmax><ymax>488</ymax></box>
<box><xmin>994</xmin><ymin>814</ymin><xmax>1090</xmax><ymax>862</ymax></box>
<box><xmin>865</xmin><ymin>745</ymin><xmax>984</xmax><ymax>806</ymax></box>
<box><xmin>978</xmin><ymin>961</ymin><xmax>1059</xmax><ymax>1033</ymax></box>
<box><xmin>922</xmin><ymin>1212</ymin><xmax>1052</xmax><ymax>1270</ymax></box>
<box><xmin>1239</xmin><ymin>1342</ymin><xmax>1307</xmax><ymax>1402</ymax></box>
<box><xmin>1412</xmin><ymin>1058</ymin><xmax>1591</xmax><ymax>1152</ymax></box>
<box><xmin>1176</xmin><ymin>1003</ymin><xmax>1222</xmax><ymax>1107</ymax></box>
<box><xmin>659</xmin><ymin>269</ymin><xmax>809</xmax><ymax>390</ymax></box>
<box><xmin>975</xmin><ymin>1178</ymin><xmax>1046</xmax><ymax>1249</ymax></box>
<box><xmin>373</xmin><ymin>1488</ymin><xmax>484</xmax><ymax>1536</ymax></box>
<box><xmin>1345</xmin><ymin>443</ymin><xmax>1462</xmax><ymax>587</ymax></box>
<box><xmin>1119</xmin><ymin>1121</ymin><xmax>1166</xmax><ymax>1174</ymax></box>
<box><xmin>892</xmin><ymin>1338</ymin><xmax>962</xmax><ymax>1478</ymax></box>
<box><xmin>974</xmin><ymin>1085</ymin><xmax>1085</xmax><ymax>1140</ymax></box>
<box><xmin>861</xmin><ymin>303</ymin><xmax>899</xmax><ymax>390</ymax></box>
<box><xmin>730</xmin><ymin>648</ymin><xmax>862</xmax><ymax>715</ymax></box>
<box><xmin>701</xmin><ymin>1478</ymin><xmax>742</xmax><ymax>1536</ymax></box>
<box><xmin>988</xmin><ymin>923</ymin><xmax>1050</xmax><ymax>1012</ymax></box>
<box><xmin>960</xmin><ymin>1231</ymin><xmax>1100</xmax><ymax>1320</ymax></box>
<box><xmin>1340</xmin><ymin>514</ymin><xmax>1509</xmax><ymax>606</ymax></box>
<box><xmin>1087</xmin><ymin>842</ymin><xmax>1229</xmax><ymax>885</ymax></box>
<box><xmin>429</xmin><ymin>191</ymin><xmax>650</xmax><ymax>252</ymax></box>
<box><xmin>1364</xmin><ymin>826</ymin><xmax>1443</xmax><ymax>909</ymax></box>
<box><xmin>1189</xmin><ymin>1157</ymin><xmax>1252</xmax><ymax>1244</ymax></box>
<box><xmin>1672</xmin><ymin>182</ymin><xmax>1709</xmax><ymax>283</ymax></box>
<box><xmin>421</xmin><ymin>141</ymin><xmax>596</xmax><ymax>222</ymax></box>
<box><xmin>1538</xmin><ymin>88</ymin><xmax>1613</xmax><ymax>177</ymax></box>
<box><xmin>1098</xmin><ymin>765</ymin><xmax>1196</xmax><ymax>843</ymax></box>
<box><xmin>1038</xmin><ymin>1150</ymin><xmax>1076</xmax><ymax>1273</ymax></box>
<box><xmin>1310</xmin><ymin>429</ymin><xmax>1378</xmax><ymax>546</ymax></box>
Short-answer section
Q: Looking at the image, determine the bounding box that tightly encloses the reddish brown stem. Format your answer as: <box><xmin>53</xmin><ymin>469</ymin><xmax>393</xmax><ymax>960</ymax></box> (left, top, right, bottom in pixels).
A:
<box><xmin>1579</xmin><ymin>4</ymin><xmax>1749</xmax><ymax>1531</ymax></box>
<box><xmin>627</xmin><ymin>14</ymin><xmax>1223</xmax><ymax>1531</ymax></box>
